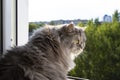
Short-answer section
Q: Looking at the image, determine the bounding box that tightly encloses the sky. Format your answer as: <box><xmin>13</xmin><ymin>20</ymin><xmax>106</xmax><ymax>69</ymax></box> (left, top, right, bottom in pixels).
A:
<box><xmin>29</xmin><ymin>0</ymin><xmax>120</xmax><ymax>22</ymax></box>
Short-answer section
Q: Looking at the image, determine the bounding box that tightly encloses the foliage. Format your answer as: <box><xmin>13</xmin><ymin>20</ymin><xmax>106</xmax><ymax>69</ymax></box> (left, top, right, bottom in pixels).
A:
<box><xmin>77</xmin><ymin>22</ymin><xmax>85</xmax><ymax>27</ymax></box>
<box><xmin>29</xmin><ymin>22</ymin><xmax>38</xmax><ymax>32</ymax></box>
<box><xmin>87</xmin><ymin>19</ymin><xmax>94</xmax><ymax>27</ymax></box>
<box><xmin>94</xmin><ymin>18</ymin><xmax>101</xmax><ymax>27</ymax></box>
<box><xmin>49</xmin><ymin>21</ymin><xmax>55</xmax><ymax>25</ymax></box>
<box><xmin>68</xmin><ymin>20</ymin><xmax>120</xmax><ymax>80</ymax></box>
<box><xmin>38</xmin><ymin>22</ymin><xmax>45</xmax><ymax>27</ymax></box>
<box><xmin>29</xmin><ymin>22</ymin><xmax>45</xmax><ymax>32</ymax></box>
<box><xmin>112</xmin><ymin>10</ymin><xmax>119</xmax><ymax>22</ymax></box>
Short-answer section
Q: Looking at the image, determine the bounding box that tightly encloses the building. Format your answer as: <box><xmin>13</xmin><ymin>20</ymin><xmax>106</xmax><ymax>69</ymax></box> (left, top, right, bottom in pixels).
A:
<box><xmin>103</xmin><ymin>14</ymin><xmax>112</xmax><ymax>22</ymax></box>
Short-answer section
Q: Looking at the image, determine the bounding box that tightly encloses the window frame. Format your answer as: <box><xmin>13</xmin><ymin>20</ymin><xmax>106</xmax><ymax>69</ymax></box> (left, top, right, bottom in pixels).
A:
<box><xmin>17</xmin><ymin>0</ymin><xmax>28</xmax><ymax>46</ymax></box>
<box><xmin>2</xmin><ymin>0</ymin><xmax>28</xmax><ymax>53</ymax></box>
<box><xmin>0</xmin><ymin>0</ymin><xmax>3</xmax><ymax>54</ymax></box>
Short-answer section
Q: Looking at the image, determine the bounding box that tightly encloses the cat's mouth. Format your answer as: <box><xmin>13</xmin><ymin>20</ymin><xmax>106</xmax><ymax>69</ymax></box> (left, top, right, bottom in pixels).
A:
<box><xmin>70</xmin><ymin>49</ymin><xmax>83</xmax><ymax>60</ymax></box>
<box><xmin>80</xmin><ymin>42</ymin><xmax>86</xmax><ymax>49</ymax></box>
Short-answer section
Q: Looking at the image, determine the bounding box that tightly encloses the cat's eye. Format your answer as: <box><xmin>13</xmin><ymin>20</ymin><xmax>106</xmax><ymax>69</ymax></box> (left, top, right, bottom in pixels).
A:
<box><xmin>73</xmin><ymin>40</ymin><xmax>79</xmax><ymax>44</ymax></box>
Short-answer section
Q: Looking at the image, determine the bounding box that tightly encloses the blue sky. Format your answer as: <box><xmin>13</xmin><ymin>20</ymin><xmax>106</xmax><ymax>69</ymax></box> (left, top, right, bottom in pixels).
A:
<box><xmin>29</xmin><ymin>0</ymin><xmax>120</xmax><ymax>22</ymax></box>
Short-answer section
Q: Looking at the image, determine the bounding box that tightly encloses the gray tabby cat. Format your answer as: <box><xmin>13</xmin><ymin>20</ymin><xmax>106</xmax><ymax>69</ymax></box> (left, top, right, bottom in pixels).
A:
<box><xmin>0</xmin><ymin>23</ymin><xmax>86</xmax><ymax>80</ymax></box>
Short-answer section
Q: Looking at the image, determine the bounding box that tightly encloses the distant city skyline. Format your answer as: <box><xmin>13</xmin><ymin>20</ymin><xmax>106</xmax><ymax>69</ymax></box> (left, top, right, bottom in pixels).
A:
<box><xmin>29</xmin><ymin>0</ymin><xmax>120</xmax><ymax>22</ymax></box>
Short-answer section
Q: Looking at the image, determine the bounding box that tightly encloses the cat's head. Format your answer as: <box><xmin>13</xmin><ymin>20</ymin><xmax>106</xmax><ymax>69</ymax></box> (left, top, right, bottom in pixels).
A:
<box><xmin>58</xmin><ymin>23</ymin><xmax>86</xmax><ymax>60</ymax></box>
<box><xmin>30</xmin><ymin>22</ymin><xmax>86</xmax><ymax>60</ymax></box>
<box><xmin>30</xmin><ymin>23</ymin><xmax>86</xmax><ymax>70</ymax></box>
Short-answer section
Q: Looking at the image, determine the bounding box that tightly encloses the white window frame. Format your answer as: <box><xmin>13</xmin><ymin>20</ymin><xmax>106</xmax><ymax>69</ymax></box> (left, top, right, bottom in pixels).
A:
<box><xmin>2</xmin><ymin>0</ymin><xmax>28</xmax><ymax>53</ymax></box>
<box><xmin>17</xmin><ymin>0</ymin><xmax>28</xmax><ymax>46</ymax></box>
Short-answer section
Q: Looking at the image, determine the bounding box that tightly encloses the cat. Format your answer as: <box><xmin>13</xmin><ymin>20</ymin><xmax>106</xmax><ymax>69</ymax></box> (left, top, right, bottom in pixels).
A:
<box><xmin>0</xmin><ymin>23</ymin><xmax>86</xmax><ymax>80</ymax></box>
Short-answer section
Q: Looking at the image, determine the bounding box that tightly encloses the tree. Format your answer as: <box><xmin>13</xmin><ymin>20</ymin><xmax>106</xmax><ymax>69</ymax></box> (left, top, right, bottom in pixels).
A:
<box><xmin>29</xmin><ymin>22</ymin><xmax>38</xmax><ymax>32</ymax></box>
<box><xmin>29</xmin><ymin>22</ymin><xmax>44</xmax><ymax>33</ymax></box>
<box><xmin>78</xmin><ymin>22</ymin><xmax>84</xmax><ymax>27</ymax></box>
<box><xmin>87</xmin><ymin>19</ymin><xmax>94</xmax><ymax>27</ymax></box>
<box><xmin>38</xmin><ymin>22</ymin><xmax>45</xmax><ymax>27</ymax></box>
<box><xmin>112</xmin><ymin>10</ymin><xmax>119</xmax><ymax>22</ymax></box>
<box><xmin>69</xmin><ymin>20</ymin><xmax>120</xmax><ymax>80</ymax></box>
<box><xmin>49</xmin><ymin>21</ymin><xmax>55</xmax><ymax>25</ymax></box>
<box><xmin>94</xmin><ymin>18</ymin><xmax>100</xmax><ymax>27</ymax></box>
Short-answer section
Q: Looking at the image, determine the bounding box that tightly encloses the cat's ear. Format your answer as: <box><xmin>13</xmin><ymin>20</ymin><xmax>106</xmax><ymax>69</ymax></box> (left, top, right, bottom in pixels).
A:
<box><xmin>67</xmin><ymin>22</ymin><xmax>74</xmax><ymax>32</ymax></box>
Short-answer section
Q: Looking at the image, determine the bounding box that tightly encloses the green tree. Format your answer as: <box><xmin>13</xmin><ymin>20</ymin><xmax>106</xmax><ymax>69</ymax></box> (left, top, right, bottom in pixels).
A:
<box><xmin>87</xmin><ymin>19</ymin><xmax>94</xmax><ymax>27</ymax></box>
<box><xmin>29</xmin><ymin>22</ymin><xmax>38</xmax><ymax>32</ymax></box>
<box><xmin>69</xmin><ymin>20</ymin><xmax>120</xmax><ymax>80</ymax></box>
<box><xmin>78</xmin><ymin>22</ymin><xmax>84</xmax><ymax>27</ymax></box>
<box><xmin>38</xmin><ymin>22</ymin><xmax>45</xmax><ymax>27</ymax></box>
<box><xmin>49</xmin><ymin>21</ymin><xmax>55</xmax><ymax>25</ymax></box>
<box><xmin>29</xmin><ymin>22</ymin><xmax>44</xmax><ymax>32</ymax></box>
<box><xmin>94</xmin><ymin>18</ymin><xmax>100</xmax><ymax>27</ymax></box>
<box><xmin>112</xmin><ymin>10</ymin><xmax>119</xmax><ymax>22</ymax></box>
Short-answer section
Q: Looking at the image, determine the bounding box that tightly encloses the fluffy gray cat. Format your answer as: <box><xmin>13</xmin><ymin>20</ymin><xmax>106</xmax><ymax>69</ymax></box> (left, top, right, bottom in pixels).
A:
<box><xmin>0</xmin><ymin>23</ymin><xmax>86</xmax><ymax>80</ymax></box>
